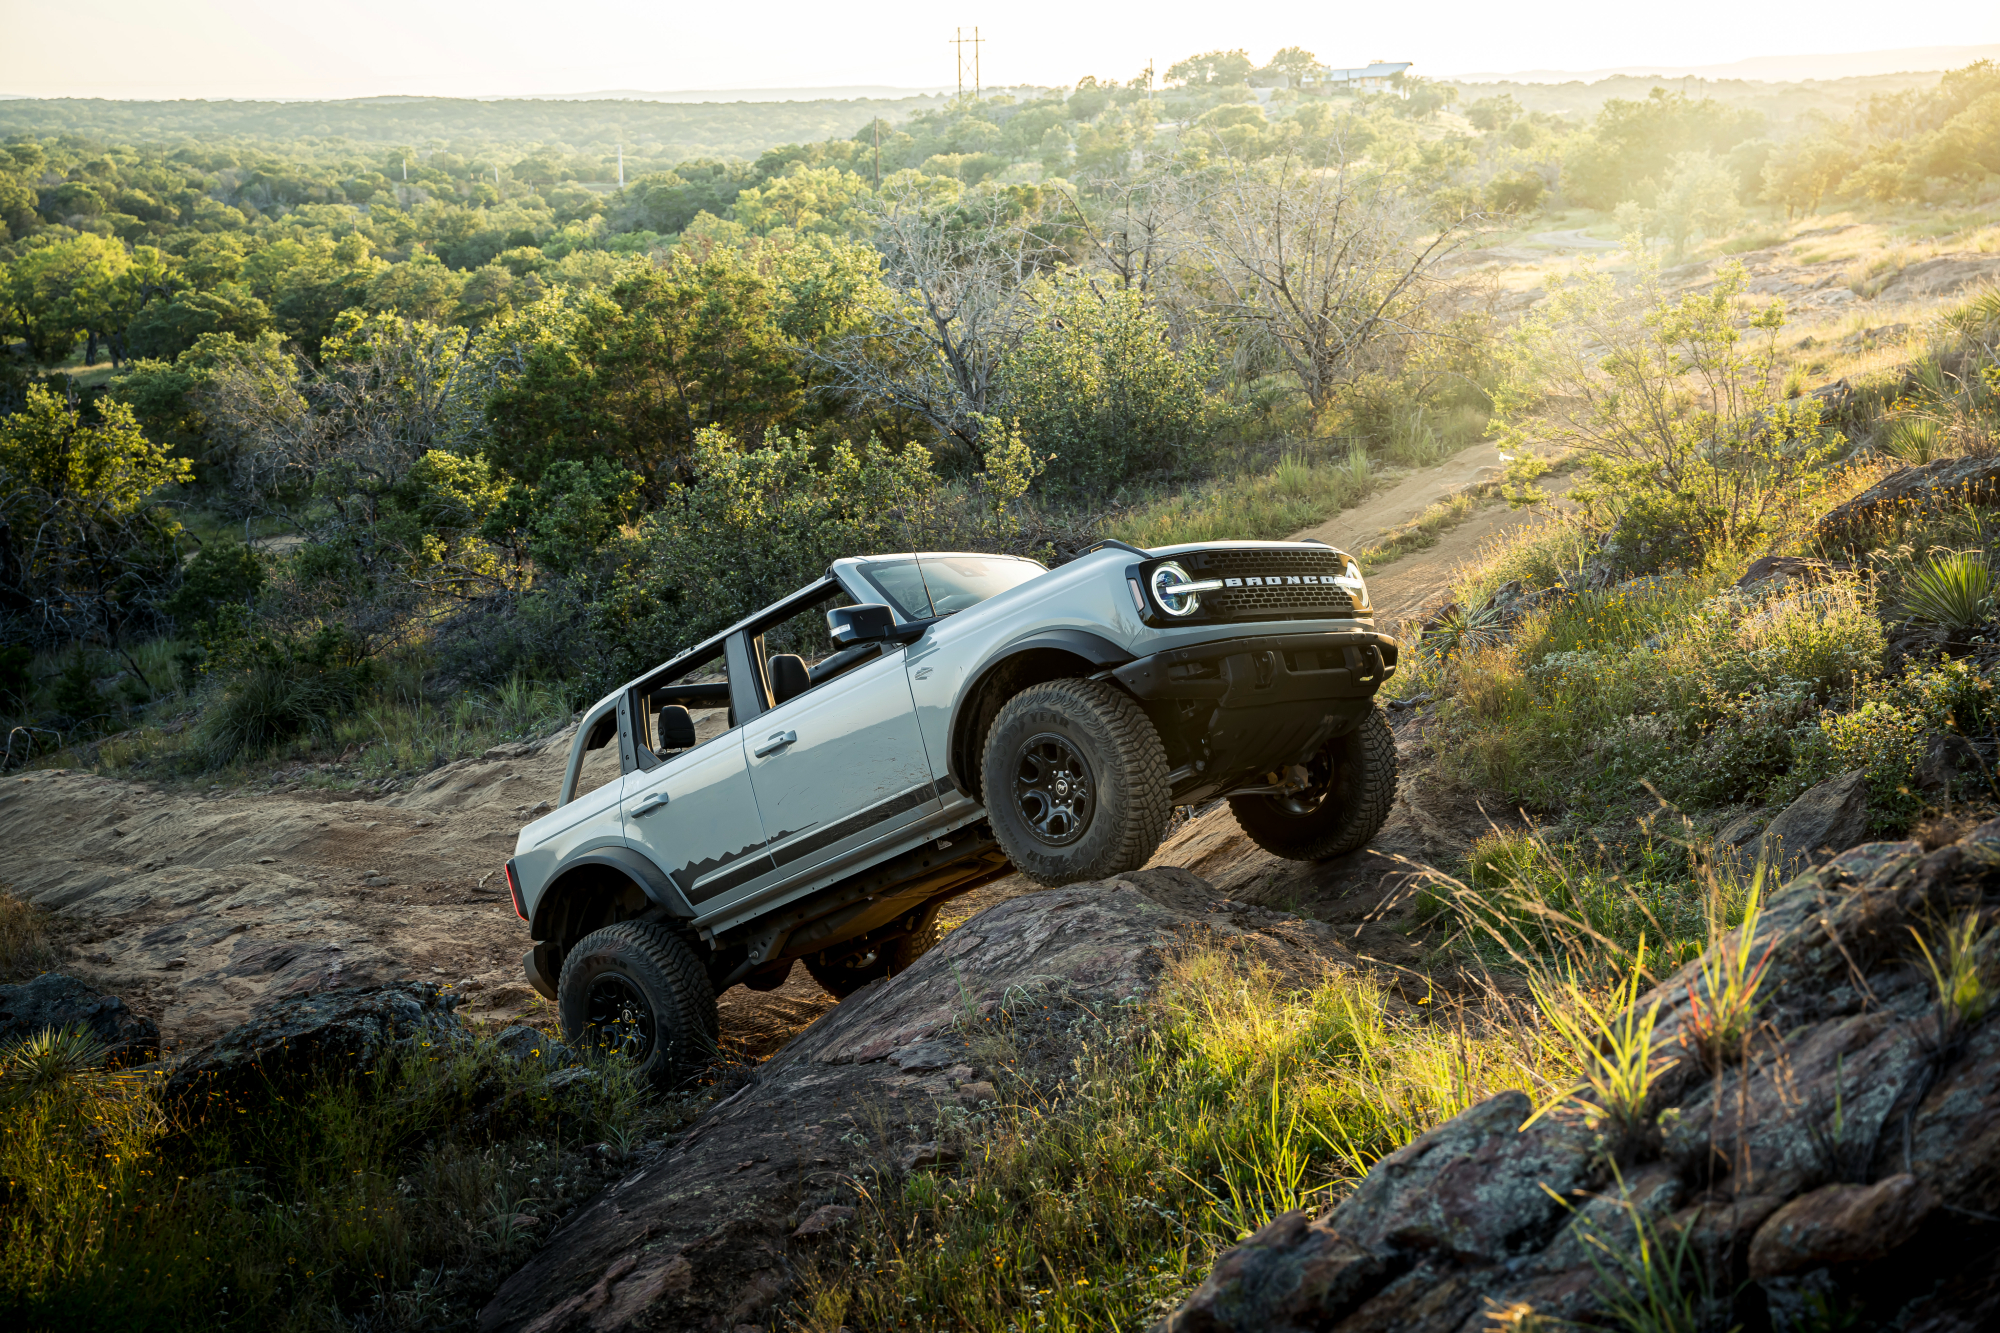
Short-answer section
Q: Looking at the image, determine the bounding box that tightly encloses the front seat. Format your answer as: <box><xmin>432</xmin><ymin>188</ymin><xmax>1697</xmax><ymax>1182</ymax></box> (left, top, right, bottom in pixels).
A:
<box><xmin>768</xmin><ymin>653</ymin><xmax>811</xmax><ymax>706</ymax></box>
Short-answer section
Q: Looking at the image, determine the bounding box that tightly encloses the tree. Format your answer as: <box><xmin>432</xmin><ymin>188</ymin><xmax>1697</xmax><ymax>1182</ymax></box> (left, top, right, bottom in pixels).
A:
<box><xmin>482</xmin><ymin>253</ymin><xmax>803</xmax><ymax>493</ymax></box>
<box><xmin>1258</xmin><ymin>47</ymin><xmax>1320</xmax><ymax>89</ymax></box>
<box><xmin>0</xmin><ymin>385</ymin><xmax>191</xmax><ymax>646</ymax></box>
<box><xmin>1002</xmin><ymin>270</ymin><xmax>1217</xmax><ymax>497</ymax></box>
<box><xmin>1167</xmin><ymin>50</ymin><xmax>1256</xmax><ymax>89</ymax></box>
<box><xmin>1761</xmin><ymin>137</ymin><xmax>1854</xmax><ymax>219</ymax></box>
<box><xmin>4</xmin><ymin>234</ymin><xmax>130</xmax><ymax>365</ymax></box>
<box><xmin>816</xmin><ymin>186</ymin><xmax>1059</xmax><ymax>453</ymax></box>
<box><xmin>1178</xmin><ymin>152</ymin><xmax>1471</xmax><ymax>428</ymax></box>
<box><xmin>1616</xmin><ymin>151</ymin><xmax>1742</xmax><ymax>257</ymax></box>
<box><xmin>1562</xmin><ymin>90</ymin><xmax>1765</xmax><ymax>209</ymax></box>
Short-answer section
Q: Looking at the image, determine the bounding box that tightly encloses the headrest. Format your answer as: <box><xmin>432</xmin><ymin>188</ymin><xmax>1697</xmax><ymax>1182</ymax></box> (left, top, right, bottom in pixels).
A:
<box><xmin>768</xmin><ymin>653</ymin><xmax>811</xmax><ymax>706</ymax></box>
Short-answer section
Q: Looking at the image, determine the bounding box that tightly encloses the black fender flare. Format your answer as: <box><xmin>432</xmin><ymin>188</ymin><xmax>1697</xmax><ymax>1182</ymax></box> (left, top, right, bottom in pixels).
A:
<box><xmin>529</xmin><ymin>845</ymin><xmax>695</xmax><ymax>939</ymax></box>
<box><xmin>944</xmin><ymin>627</ymin><xmax>1137</xmax><ymax>796</ymax></box>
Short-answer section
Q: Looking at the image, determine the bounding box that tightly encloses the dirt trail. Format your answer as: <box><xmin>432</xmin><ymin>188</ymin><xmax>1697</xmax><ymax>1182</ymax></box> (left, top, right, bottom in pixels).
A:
<box><xmin>0</xmin><ymin>729</ymin><xmax>835</xmax><ymax>1053</ymax></box>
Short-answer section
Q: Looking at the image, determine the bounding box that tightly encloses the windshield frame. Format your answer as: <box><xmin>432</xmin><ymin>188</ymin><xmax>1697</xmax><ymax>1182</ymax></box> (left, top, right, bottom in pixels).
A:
<box><xmin>848</xmin><ymin>553</ymin><xmax>1047</xmax><ymax>621</ymax></box>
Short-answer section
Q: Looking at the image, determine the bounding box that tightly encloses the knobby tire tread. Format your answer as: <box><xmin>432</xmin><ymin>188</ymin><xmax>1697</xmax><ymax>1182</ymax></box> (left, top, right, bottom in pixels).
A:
<box><xmin>559</xmin><ymin>920</ymin><xmax>719</xmax><ymax>1082</ymax></box>
<box><xmin>982</xmin><ymin>677</ymin><xmax>1172</xmax><ymax>885</ymax></box>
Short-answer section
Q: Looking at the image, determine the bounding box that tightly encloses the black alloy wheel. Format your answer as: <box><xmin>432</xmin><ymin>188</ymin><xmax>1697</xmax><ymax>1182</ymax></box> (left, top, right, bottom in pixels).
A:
<box><xmin>1227</xmin><ymin>706</ymin><xmax>1398</xmax><ymax>862</ymax></box>
<box><xmin>582</xmin><ymin>971</ymin><xmax>655</xmax><ymax>1063</ymax></box>
<box><xmin>1014</xmin><ymin>733</ymin><xmax>1094</xmax><ymax>846</ymax></box>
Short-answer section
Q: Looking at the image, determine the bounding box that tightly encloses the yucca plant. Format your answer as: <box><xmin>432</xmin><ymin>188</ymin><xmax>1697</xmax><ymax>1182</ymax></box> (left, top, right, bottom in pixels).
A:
<box><xmin>1903</xmin><ymin>552</ymin><xmax>1995</xmax><ymax>633</ymax></box>
<box><xmin>0</xmin><ymin>1023</ymin><xmax>112</xmax><ymax>1105</ymax></box>
<box><xmin>1887</xmin><ymin>417</ymin><xmax>1948</xmax><ymax>464</ymax></box>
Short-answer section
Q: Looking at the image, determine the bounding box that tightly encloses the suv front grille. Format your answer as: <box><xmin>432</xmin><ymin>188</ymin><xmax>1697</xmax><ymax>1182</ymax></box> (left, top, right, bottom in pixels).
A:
<box><xmin>1179</xmin><ymin>549</ymin><xmax>1357</xmax><ymax>621</ymax></box>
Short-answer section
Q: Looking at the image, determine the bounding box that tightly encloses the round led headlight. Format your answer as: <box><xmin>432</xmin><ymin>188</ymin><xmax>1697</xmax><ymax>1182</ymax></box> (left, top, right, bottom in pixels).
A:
<box><xmin>1149</xmin><ymin>561</ymin><xmax>1202</xmax><ymax>617</ymax></box>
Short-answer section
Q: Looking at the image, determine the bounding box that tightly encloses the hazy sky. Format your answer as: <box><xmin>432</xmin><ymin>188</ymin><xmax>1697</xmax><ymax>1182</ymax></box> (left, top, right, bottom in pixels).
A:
<box><xmin>2</xmin><ymin>0</ymin><xmax>1995</xmax><ymax>100</ymax></box>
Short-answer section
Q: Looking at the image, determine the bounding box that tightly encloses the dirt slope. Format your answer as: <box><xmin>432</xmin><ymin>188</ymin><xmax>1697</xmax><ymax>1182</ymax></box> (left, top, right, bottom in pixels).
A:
<box><xmin>0</xmin><ymin>726</ymin><xmax>837</xmax><ymax>1051</ymax></box>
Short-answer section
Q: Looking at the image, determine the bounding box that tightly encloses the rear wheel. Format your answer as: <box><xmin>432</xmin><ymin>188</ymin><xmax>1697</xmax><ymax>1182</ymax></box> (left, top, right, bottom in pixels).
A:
<box><xmin>981</xmin><ymin>678</ymin><xmax>1172</xmax><ymax>886</ymax></box>
<box><xmin>1228</xmin><ymin>707</ymin><xmax>1398</xmax><ymax>861</ymax></box>
<box><xmin>557</xmin><ymin>921</ymin><xmax>717</xmax><ymax>1088</ymax></box>
<box><xmin>804</xmin><ymin>904</ymin><xmax>945</xmax><ymax>999</ymax></box>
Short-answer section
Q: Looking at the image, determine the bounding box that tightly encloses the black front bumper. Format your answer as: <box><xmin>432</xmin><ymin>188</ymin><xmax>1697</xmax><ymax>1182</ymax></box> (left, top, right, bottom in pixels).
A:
<box><xmin>1112</xmin><ymin>628</ymin><xmax>1400</xmax><ymax>801</ymax></box>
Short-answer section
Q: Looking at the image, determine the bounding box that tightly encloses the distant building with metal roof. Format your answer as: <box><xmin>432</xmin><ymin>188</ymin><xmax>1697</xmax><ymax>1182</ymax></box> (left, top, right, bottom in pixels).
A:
<box><xmin>1314</xmin><ymin>61</ymin><xmax>1413</xmax><ymax>92</ymax></box>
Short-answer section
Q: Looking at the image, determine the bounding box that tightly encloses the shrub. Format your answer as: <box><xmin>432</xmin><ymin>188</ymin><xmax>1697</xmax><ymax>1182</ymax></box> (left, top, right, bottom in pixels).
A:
<box><xmin>1887</xmin><ymin>417</ymin><xmax>1949</xmax><ymax>463</ymax></box>
<box><xmin>1003</xmin><ymin>272</ymin><xmax>1218</xmax><ymax>498</ymax></box>
<box><xmin>197</xmin><ymin>627</ymin><xmax>373</xmax><ymax>764</ymax></box>
<box><xmin>1902</xmin><ymin>551</ymin><xmax>1994</xmax><ymax>632</ymax></box>
<box><xmin>160</xmin><ymin>538</ymin><xmax>264</xmax><ymax>632</ymax></box>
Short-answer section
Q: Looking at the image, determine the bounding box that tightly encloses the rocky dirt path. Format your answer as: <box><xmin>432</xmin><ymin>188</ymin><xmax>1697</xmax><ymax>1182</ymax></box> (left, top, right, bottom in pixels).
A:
<box><xmin>0</xmin><ymin>728</ymin><xmax>837</xmax><ymax>1053</ymax></box>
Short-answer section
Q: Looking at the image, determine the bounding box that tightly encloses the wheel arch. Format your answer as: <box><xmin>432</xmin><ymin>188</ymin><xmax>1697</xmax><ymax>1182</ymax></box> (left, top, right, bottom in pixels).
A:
<box><xmin>530</xmin><ymin>846</ymin><xmax>695</xmax><ymax>950</ymax></box>
<box><xmin>946</xmin><ymin>629</ymin><xmax>1136</xmax><ymax>802</ymax></box>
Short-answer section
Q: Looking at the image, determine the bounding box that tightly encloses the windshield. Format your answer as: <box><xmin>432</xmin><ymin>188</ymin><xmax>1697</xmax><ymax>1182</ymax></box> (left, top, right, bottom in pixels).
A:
<box><xmin>857</xmin><ymin>554</ymin><xmax>1046</xmax><ymax>619</ymax></box>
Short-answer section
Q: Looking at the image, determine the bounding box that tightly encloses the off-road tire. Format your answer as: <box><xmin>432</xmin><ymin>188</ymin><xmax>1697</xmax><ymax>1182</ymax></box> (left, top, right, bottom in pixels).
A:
<box><xmin>803</xmin><ymin>903</ymin><xmax>944</xmax><ymax>1000</ymax></box>
<box><xmin>557</xmin><ymin>921</ymin><xmax>718</xmax><ymax>1089</ymax></box>
<box><xmin>981</xmin><ymin>678</ymin><xmax>1172</xmax><ymax>886</ymax></box>
<box><xmin>1229</xmin><ymin>706</ymin><xmax>1398</xmax><ymax>861</ymax></box>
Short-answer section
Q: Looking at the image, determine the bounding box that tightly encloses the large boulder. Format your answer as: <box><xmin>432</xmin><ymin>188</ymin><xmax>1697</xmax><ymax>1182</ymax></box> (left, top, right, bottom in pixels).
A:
<box><xmin>478</xmin><ymin>868</ymin><xmax>1362</xmax><ymax>1333</ymax></box>
<box><xmin>1157</xmin><ymin>823</ymin><xmax>2000</xmax><ymax>1333</ymax></box>
<box><xmin>1730</xmin><ymin>769</ymin><xmax>1871</xmax><ymax>881</ymax></box>
<box><xmin>164</xmin><ymin>981</ymin><xmax>468</xmax><ymax>1115</ymax></box>
<box><xmin>0</xmin><ymin>972</ymin><xmax>159</xmax><ymax>1065</ymax></box>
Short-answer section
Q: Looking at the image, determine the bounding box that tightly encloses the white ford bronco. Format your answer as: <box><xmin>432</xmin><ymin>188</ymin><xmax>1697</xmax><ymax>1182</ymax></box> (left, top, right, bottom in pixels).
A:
<box><xmin>503</xmin><ymin>540</ymin><xmax>1399</xmax><ymax>1084</ymax></box>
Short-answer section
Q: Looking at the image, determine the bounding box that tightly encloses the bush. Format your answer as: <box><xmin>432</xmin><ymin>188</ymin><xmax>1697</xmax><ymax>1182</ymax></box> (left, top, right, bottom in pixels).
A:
<box><xmin>1902</xmin><ymin>551</ymin><xmax>1994</xmax><ymax>632</ymax></box>
<box><xmin>197</xmin><ymin>627</ymin><xmax>373</xmax><ymax>764</ymax></box>
<box><xmin>160</xmin><ymin>538</ymin><xmax>264</xmax><ymax>632</ymax></box>
<box><xmin>1003</xmin><ymin>272</ymin><xmax>1218</xmax><ymax>498</ymax></box>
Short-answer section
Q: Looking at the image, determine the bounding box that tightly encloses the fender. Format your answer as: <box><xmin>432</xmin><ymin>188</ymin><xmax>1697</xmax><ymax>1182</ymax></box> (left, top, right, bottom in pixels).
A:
<box><xmin>529</xmin><ymin>845</ymin><xmax>695</xmax><ymax>938</ymax></box>
<box><xmin>944</xmin><ymin>627</ymin><xmax>1138</xmax><ymax>795</ymax></box>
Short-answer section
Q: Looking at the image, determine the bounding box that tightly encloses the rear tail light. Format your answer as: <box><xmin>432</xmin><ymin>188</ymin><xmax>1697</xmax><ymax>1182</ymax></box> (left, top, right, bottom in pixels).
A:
<box><xmin>504</xmin><ymin>860</ymin><xmax>527</xmax><ymax>922</ymax></box>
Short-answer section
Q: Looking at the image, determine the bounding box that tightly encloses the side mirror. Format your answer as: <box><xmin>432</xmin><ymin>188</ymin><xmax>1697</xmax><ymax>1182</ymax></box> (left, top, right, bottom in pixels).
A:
<box><xmin>657</xmin><ymin>704</ymin><xmax>697</xmax><ymax>751</ymax></box>
<box><xmin>827</xmin><ymin>602</ymin><xmax>926</xmax><ymax>645</ymax></box>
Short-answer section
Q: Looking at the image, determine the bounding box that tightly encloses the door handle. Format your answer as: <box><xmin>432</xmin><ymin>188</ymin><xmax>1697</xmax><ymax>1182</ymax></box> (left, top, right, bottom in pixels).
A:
<box><xmin>753</xmin><ymin>730</ymin><xmax>798</xmax><ymax>758</ymax></box>
<box><xmin>631</xmin><ymin>791</ymin><xmax>669</xmax><ymax>817</ymax></box>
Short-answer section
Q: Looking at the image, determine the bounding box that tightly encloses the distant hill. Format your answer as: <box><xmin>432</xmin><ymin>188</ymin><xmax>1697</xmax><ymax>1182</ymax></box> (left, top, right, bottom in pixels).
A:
<box><xmin>1446</xmin><ymin>43</ymin><xmax>2000</xmax><ymax>84</ymax></box>
<box><xmin>0</xmin><ymin>93</ymin><xmax>960</xmax><ymax>161</ymax></box>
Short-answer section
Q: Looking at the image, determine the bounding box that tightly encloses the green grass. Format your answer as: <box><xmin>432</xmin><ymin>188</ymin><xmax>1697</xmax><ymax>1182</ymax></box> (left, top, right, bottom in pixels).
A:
<box><xmin>784</xmin><ymin>951</ymin><xmax>1567</xmax><ymax>1332</ymax></box>
<box><xmin>85</xmin><ymin>667</ymin><xmax>576</xmax><ymax>790</ymax></box>
<box><xmin>1109</xmin><ymin>448</ymin><xmax>1377</xmax><ymax>548</ymax></box>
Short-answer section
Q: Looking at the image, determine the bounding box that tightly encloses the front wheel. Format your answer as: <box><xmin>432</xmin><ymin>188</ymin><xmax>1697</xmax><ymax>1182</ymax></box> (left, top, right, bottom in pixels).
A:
<box><xmin>981</xmin><ymin>678</ymin><xmax>1172</xmax><ymax>886</ymax></box>
<box><xmin>1228</xmin><ymin>707</ymin><xmax>1398</xmax><ymax>861</ymax></box>
<box><xmin>557</xmin><ymin>921</ymin><xmax>718</xmax><ymax>1088</ymax></box>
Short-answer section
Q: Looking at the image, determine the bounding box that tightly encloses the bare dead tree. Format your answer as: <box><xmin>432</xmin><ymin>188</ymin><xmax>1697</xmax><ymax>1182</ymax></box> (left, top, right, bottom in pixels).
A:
<box><xmin>817</xmin><ymin>186</ymin><xmax>1063</xmax><ymax>452</ymax></box>
<box><xmin>1175</xmin><ymin>149</ymin><xmax>1477</xmax><ymax>425</ymax></box>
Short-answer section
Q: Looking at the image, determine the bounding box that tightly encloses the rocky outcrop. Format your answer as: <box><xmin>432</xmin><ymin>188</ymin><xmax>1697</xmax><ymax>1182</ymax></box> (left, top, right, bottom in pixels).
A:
<box><xmin>1818</xmin><ymin>456</ymin><xmax>2000</xmax><ymax>549</ymax></box>
<box><xmin>1735</xmin><ymin>769</ymin><xmax>1872</xmax><ymax>881</ymax></box>
<box><xmin>1157</xmin><ymin>823</ymin><xmax>2000</xmax><ymax>1333</ymax></box>
<box><xmin>164</xmin><ymin>981</ymin><xmax>468</xmax><ymax>1117</ymax></box>
<box><xmin>0</xmin><ymin>972</ymin><xmax>159</xmax><ymax>1064</ymax></box>
<box><xmin>478</xmin><ymin>868</ymin><xmax>1362</xmax><ymax>1333</ymax></box>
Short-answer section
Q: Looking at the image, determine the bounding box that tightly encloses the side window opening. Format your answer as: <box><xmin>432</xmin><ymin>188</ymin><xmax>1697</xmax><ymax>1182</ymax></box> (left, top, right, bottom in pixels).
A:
<box><xmin>634</xmin><ymin>647</ymin><xmax>733</xmax><ymax>769</ymax></box>
<box><xmin>753</xmin><ymin>588</ymin><xmax>872</xmax><ymax>708</ymax></box>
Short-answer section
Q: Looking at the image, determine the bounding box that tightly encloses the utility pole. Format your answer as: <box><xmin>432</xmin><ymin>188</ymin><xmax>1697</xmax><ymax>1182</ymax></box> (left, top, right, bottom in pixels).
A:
<box><xmin>873</xmin><ymin>118</ymin><xmax>881</xmax><ymax>188</ymax></box>
<box><xmin>950</xmin><ymin>27</ymin><xmax>984</xmax><ymax>100</ymax></box>
<box><xmin>617</xmin><ymin>143</ymin><xmax>625</xmax><ymax>188</ymax></box>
